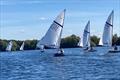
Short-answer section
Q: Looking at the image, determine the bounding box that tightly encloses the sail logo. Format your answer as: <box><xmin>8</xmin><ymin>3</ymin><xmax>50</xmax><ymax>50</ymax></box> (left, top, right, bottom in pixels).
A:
<box><xmin>51</xmin><ymin>23</ymin><xmax>59</xmax><ymax>31</ymax></box>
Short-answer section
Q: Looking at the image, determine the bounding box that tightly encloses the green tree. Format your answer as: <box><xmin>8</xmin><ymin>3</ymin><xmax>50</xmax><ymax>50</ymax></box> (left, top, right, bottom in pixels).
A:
<box><xmin>116</xmin><ymin>37</ymin><xmax>120</xmax><ymax>45</ymax></box>
<box><xmin>0</xmin><ymin>39</ymin><xmax>8</xmax><ymax>51</ymax></box>
<box><xmin>90</xmin><ymin>35</ymin><xmax>99</xmax><ymax>46</ymax></box>
<box><xmin>112</xmin><ymin>34</ymin><xmax>118</xmax><ymax>45</ymax></box>
<box><xmin>61</xmin><ymin>34</ymin><xmax>79</xmax><ymax>48</ymax></box>
<box><xmin>24</xmin><ymin>40</ymin><xmax>37</xmax><ymax>50</ymax></box>
<box><xmin>0</xmin><ymin>34</ymin><xmax>120</xmax><ymax>52</ymax></box>
<box><xmin>12</xmin><ymin>40</ymin><xmax>19</xmax><ymax>51</ymax></box>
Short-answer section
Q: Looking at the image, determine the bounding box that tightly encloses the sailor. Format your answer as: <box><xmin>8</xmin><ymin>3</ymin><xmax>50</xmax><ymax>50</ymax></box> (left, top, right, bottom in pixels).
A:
<box><xmin>88</xmin><ymin>45</ymin><xmax>93</xmax><ymax>51</ymax></box>
<box><xmin>60</xmin><ymin>48</ymin><xmax>64</xmax><ymax>54</ymax></box>
<box><xmin>85</xmin><ymin>47</ymin><xmax>89</xmax><ymax>50</ymax></box>
<box><xmin>90</xmin><ymin>46</ymin><xmax>93</xmax><ymax>50</ymax></box>
<box><xmin>114</xmin><ymin>45</ymin><xmax>118</xmax><ymax>50</ymax></box>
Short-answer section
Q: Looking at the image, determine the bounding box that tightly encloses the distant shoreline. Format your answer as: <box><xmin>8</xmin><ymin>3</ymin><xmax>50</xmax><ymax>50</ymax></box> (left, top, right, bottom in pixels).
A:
<box><xmin>0</xmin><ymin>34</ymin><xmax>120</xmax><ymax>51</ymax></box>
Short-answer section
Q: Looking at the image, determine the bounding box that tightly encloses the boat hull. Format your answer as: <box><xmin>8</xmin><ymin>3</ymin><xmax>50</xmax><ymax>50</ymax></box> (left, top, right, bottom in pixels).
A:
<box><xmin>108</xmin><ymin>50</ymin><xmax>120</xmax><ymax>53</ymax></box>
<box><xmin>87</xmin><ymin>49</ymin><xmax>97</xmax><ymax>52</ymax></box>
<box><xmin>84</xmin><ymin>48</ymin><xmax>97</xmax><ymax>52</ymax></box>
<box><xmin>54</xmin><ymin>53</ymin><xmax>65</xmax><ymax>57</ymax></box>
<box><xmin>41</xmin><ymin>50</ymin><xmax>44</xmax><ymax>53</ymax></box>
<box><xmin>84</xmin><ymin>49</ymin><xmax>97</xmax><ymax>52</ymax></box>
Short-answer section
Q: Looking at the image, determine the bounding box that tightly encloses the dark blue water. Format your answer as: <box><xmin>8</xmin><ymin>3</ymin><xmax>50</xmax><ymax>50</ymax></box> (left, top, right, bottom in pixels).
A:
<box><xmin>0</xmin><ymin>47</ymin><xmax>120</xmax><ymax>80</ymax></box>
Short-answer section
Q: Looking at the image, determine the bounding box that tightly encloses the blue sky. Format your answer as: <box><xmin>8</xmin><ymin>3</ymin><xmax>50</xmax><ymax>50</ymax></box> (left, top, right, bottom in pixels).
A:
<box><xmin>0</xmin><ymin>0</ymin><xmax>120</xmax><ymax>40</ymax></box>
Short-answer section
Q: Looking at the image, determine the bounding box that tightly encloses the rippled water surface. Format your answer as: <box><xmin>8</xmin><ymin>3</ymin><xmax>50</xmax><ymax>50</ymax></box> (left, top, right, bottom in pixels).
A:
<box><xmin>0</xmin><ymin>47</ymin><xmax>120</xmax><ymax>80</ymax></box>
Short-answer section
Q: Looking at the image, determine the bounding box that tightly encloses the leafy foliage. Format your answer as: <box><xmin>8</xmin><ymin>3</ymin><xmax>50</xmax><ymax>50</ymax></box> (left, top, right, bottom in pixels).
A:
<box><xmin>61</xmin><ymin>34</ymin><xmax>80</xmax><ymax>48</ymax></box>
<box><xmin>0</xmin><ymin>39</ymin><xmax>8</xmax><ymax>51</ymax></box>
<box><xmin>90</xmin><ymin>35</ymin><xmax>99</xmax><ymax>46</ymax></box>
<box><xmin>0</xmin><ymin>34</ymin><xmax>120</xmax><ymax>51</ymax></box>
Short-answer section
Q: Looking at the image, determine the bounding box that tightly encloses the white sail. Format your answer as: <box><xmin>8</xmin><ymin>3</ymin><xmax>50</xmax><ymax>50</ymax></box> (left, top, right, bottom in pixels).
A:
<box><xmin>6</xmin><ymin>41</ymin><xmax>13</xmax><ymax>51</ymax></box>
<box><xmin>102</xmin><ymin>10</ymin><xmax>114</xmax><ymax>47</ymax></box>
<box><xmin>78</xmin><ymin>36</ymin><xmax>83</xmax><ymax>47</ymax></box>
<box><xmin>99</xmin><ymin>37</ymin><xmax>103</xmax><ymax>46</ymax></box>
<box><xmin>20</xmin><ymin>42</ymin><xmax>24</xmax><ymax>50</ymax></box>
<box><xmin>37</xmin><ymin>9</ymin><xmax>66</xmax><ymax>49</ymax></box>
<box><xmin>83</xmin><ymin>21</ymin><xmax>90</xmax><ymax>48</ymax></box>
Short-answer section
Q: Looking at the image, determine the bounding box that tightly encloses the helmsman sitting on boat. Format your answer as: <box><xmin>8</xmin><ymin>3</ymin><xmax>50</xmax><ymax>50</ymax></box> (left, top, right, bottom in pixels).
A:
<box><xmin>114</xmin><ymin>45</ymin><xmax>118</xmax><ymax>50</ymax></box>
<box><xmin>108</xmin><ymin>45</ymin><xmax>120</xmax><ymax>53</ymax></box>
<box><xmin>84</xmin><ymin>45</ymin><xmax>96</xmax><ymax>52</ymax></box>
<box><xmin>87</xmin><ymin>45</ymin><xmax>96</xmax><ymax>52</ymax></box>
<box><xmin>84</xmin><ymin>47</ymin><xmax>89</xmax><ymax>51</ymax></box>
<box><xmin>54</xmin><ymin>48</ymin><xmax>64</xmax><ymax>57</ymax></box>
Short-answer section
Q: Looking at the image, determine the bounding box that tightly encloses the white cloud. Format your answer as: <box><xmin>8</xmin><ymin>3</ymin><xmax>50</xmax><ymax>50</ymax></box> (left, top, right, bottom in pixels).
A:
<box><xmin>0</xmin><ymin>0</ymin><xmax>63</xmax><ymax>6</ymax></box>
<box><xmin>39</xmin><ymin>17</ymin><xmax>47</xmax><ymax>20</ymax></box>
<box><xmin>22</xmin><ymin>0</ymin><xmax>43</xmax><ymax>4</ymax></box>
<box><xmin>0</xmin><ymin>0</ymin><xmax>43</xmax><ymax>6</ymax></box>
<box><xmin>19</xmin><ymin>29</ymin><xmax>25</xmax><ymax>33</ymax></box>
<box><xmin>67</xmin><ymin>11</ymin><xmax>105</xmax><ymax>18</ymax></box>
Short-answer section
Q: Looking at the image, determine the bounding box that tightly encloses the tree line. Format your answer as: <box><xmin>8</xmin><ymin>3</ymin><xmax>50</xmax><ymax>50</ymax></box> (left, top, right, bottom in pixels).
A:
<box><xmin>0</xmin><ymin>34</ymin><xmax>120</xmax><ymax>51</ymax></box>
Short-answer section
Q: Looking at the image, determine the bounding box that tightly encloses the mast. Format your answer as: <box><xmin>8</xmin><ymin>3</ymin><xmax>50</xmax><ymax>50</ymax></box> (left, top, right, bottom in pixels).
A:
<box><xmin>56</xmin><ymin>9</ymin><xmax>66</xmax><ymax>49</ymax></box>
<box><xmin>111</xmin><ymin>10</ymin><xmax>114</xmax><ymax>47</ymax></box>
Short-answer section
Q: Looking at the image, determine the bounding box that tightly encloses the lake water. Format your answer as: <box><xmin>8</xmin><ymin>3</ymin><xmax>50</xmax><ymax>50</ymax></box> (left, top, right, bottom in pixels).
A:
<box><xmin>0</xmin><ymin>47</ymin><xmax>120</xmax><ymax>80</ymax></box>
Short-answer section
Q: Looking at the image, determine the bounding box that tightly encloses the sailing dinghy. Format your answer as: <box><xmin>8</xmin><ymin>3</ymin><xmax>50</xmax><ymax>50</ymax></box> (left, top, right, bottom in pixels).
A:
<box><xmin>102</xmin><ymin>10</ymin><xmax>120</xmax><ymax>53</ymax></box>
<box><xmin>98</xmin><ymin>36</ymin><xmax>103</xmax><ymax>46</ymax></box>
<box><xmin>37</xmin><ymin>9</ymin><xmax>66</xmax><ymax>56</ymax></box>
<box><xmin>82</xmin><ymin>21</ymin><xmax>96</xmax><ymax>52</ymax></box>
<box><xmin>78</xmin><ymin>36</ymin><xmax>83</xmax><ymax>47</ymax></box>
<box><xmin>6</xmin><ymin>41</ymin><xmax>13</xmax><ymax>51</ymax></box>
<box><xmin>109</xmin><ymin>46</ymin><xmax>120</xmax><ymax>53</ymax></box>
<box><xmin>20</xmin><ymin>42</ymin><xmax>25</xmax><ymax>51</ymax></box>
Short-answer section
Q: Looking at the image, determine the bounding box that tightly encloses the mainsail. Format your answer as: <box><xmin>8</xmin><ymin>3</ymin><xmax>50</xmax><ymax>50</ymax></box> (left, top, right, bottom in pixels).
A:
<box><xmin>102</xmin><ymin>10</ymin><xmax>114</xmax><ymax>47</ymax></box>
<box><xmin>83</xmin><ymin>21</ymin><xmax>90</xmax><ymax>48</ymax></box>
<box><xmin>20</xmin><ymin>42</ymin><xmax>24</xmax><ymax>50</ymax></box>
<box><xmin>6</xmin><ymin>41</ymin><xmax>13</xmax><ymax>51</ymax></box>
<box><xmin>99</xmin><ymin>37</ymin><xmax>103</xmax><ymax>46</ymax></box>
<box><xmin>37</xmin><ymin>9</ymin><xmax>66</xmax><ymax>49</ymax></box>
<box><xmin>78</xmin><ymin>36</ymin><xmax>83</xmax><ymax>47</ymax></box>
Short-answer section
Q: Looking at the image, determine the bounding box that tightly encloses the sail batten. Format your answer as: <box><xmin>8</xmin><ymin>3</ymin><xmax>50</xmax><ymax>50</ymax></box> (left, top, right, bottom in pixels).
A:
<box><xmin>54</xmin><ymin>21</ymin><xmax>63</xmax><ymax>28</ymax></box>
<box><xmin>106</xmin><ymin>22</ymin><xmax>113</xmax><ymax>27</ymax></box>
<box><xmin>37</xmin><ymin>9</ymin><xmax>66</xmax><ymax>49</ymax></box>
